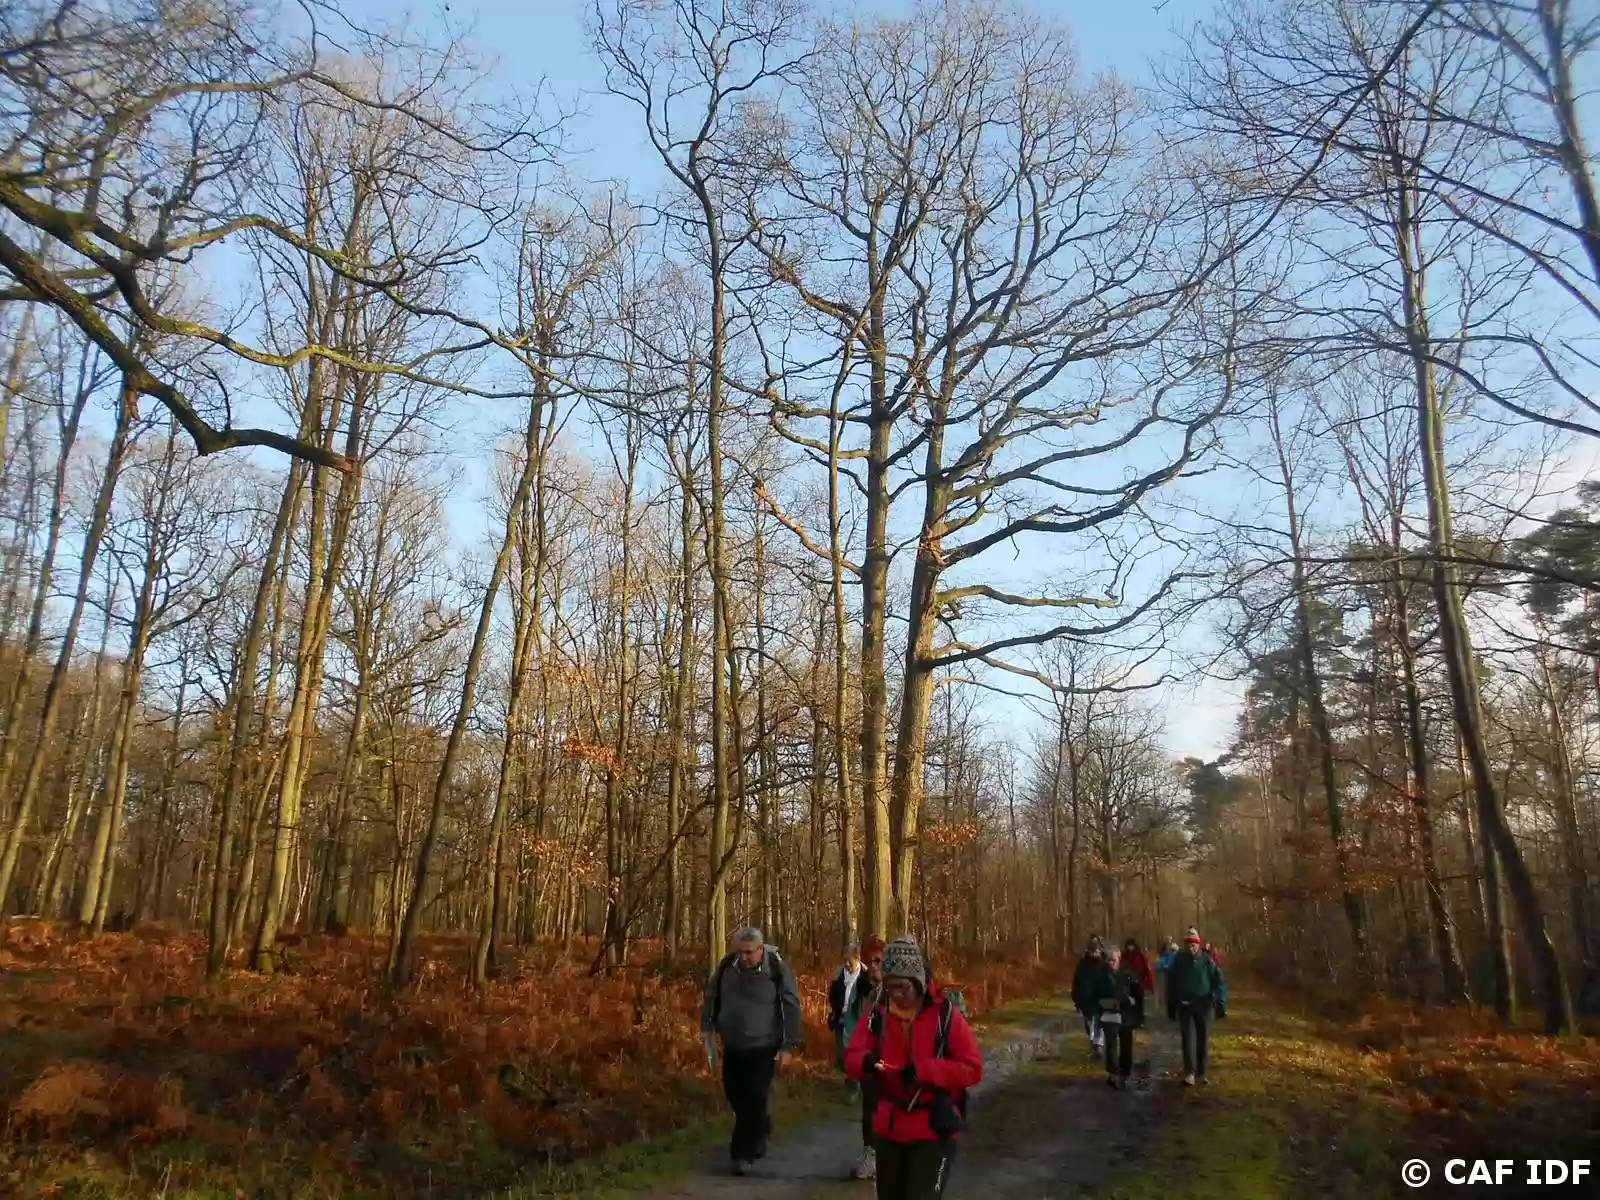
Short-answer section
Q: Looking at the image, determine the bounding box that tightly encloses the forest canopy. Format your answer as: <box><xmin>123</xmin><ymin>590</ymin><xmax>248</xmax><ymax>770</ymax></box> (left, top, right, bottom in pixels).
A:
<box><xmin>0</xmin><ymin>0</ymin><xmax>1597</xmax><ymax>1040</ymax></box>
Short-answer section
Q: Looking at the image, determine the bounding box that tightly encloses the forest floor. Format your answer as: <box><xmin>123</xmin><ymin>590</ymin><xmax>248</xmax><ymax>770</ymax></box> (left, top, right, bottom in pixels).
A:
<box><xmin>0</xmin><ymin>921</ymin><xmax>1075</xmax><ymax>1199</ymax></box>
<box><xmin>566</xmin><ymin>991</ymin><xmax>1600</xmax><ymax>1200</ymax></box>
<box><xmin>2</xmin><ymin>921</ymin><xmax>1596</xmax><ymax>1199</ymax></box>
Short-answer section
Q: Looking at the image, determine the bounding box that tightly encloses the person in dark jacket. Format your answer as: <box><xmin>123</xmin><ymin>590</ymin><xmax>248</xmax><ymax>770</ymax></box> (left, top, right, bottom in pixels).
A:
<box><xmin>1070</xmin><ymin>939</ymin><xmax>1106</xmax><ymax>1053</ymax></box>
<box><xmin>846</xmin><ymin>935</ymin><xmax>982</xmax><ymax>1199</ymax></box>
<box><xmin>701</xmin><ymin>926</ymin><xmax>805</xmax><ymax>1175</ymax></box>
<box><xmin>828</xmin><ymin>939</ymin><xmax>867</xmax><ymax>1069</ymax></box>
<box><xmin>1122</xmin><ymin>937</ymin><xmax>1156</xmax><ymax>1027</ymax></box>
<box><xmin>1089</xmin><ymin>946</ymin><xmax>1143</xmax><ymax>1088</ymax></box>
<box><xmin>844</xmin><ymin>934</ymin><xmax>887</xmax><ymax>1180</ymax></box>
<box><xmin>1164</xmin><ymin>927</ymin><xmax>1228</xmax><ymax>1086</ymax></box>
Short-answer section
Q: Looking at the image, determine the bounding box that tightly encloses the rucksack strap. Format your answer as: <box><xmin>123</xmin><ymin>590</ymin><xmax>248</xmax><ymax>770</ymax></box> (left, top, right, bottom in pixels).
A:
<box><xmin>902</xmin><ymin>997</ymin><xmax>957</xmax><ymax>1114</ymax></box>
<box><xmin>711</xmin><ymin>950</ymin><xmax>787</xmax><ymax>1042</ymax></box>
<box><xmin>710</xmin><ymin>953</ymin><xmax>737</xmax><ymax>1023</ymax></box>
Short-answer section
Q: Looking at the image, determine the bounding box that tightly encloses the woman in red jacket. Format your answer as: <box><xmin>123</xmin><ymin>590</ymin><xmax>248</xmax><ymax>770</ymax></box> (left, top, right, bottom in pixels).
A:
<box><xmin>846</xmin><ymin>936</ymin><xmax>983</xmax><ymax>1199</ymax></box>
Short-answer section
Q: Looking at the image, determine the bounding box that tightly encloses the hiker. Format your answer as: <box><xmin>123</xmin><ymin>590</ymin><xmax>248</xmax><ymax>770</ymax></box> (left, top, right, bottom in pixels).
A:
<box><xmin>846</xmin><ymin>935</ymin><xmax>982</xmax><ymax>1200</ymax></box>
<box><xmin>1090</xmin><ymin>945</ymin><xmax>1142</xmax><ymax>1089</ymax></box>
<box><xmin>1155</xmin><ymin>939</ymin><xmax>1177</xmax><ymax>989</ymax></box>
<box><xmin>1203</xmin><ymin>940</ymin><xmax>1226</xmax><ymax>968</ymax></box>
<box><xmin>1164</xmin><ymin>927</ymin><xmax>1228</xmax><ymax>1086</ymax></box>
<box><xmin>1070</xmin><ymin>938</ymin><xmax>1107</xmax><ymax>1054</ymax></box>
<box><xmin>1122</xmin><ymin>937</ymin><xmax>1156</xmax><ymax>1026</ymax></box>
<box><xmin>828</xmin><ymin>939</ymin><xmax>867</xmax><ymax>1071</ymax></box>
<box><xmin>700</xmin><ymin>926</ymin><xmax>804</xmax><ymax>1176</ymax></box>
<box><xmin>844</xmin><ymin>935</ymin><xmax>887</xmax><ymax>1180</ymax></box>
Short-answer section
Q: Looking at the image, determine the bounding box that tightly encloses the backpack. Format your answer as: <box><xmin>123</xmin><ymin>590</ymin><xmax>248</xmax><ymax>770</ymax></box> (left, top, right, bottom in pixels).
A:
<box><xmin>711</xmin><ymin>949</ymin><xmax>790</xmax><ymax>1042</ymax></box>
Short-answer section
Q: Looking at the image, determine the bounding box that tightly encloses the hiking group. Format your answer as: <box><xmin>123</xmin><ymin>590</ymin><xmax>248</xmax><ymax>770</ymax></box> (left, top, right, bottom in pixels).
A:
<box><xmin>1072</xmin><ymin>926</ymin><xmax>1229</xmax><ymax>1087</ymax></box>
<box><xmin>702</xmin><ymin>927</ymin><xmax>981</xmax><ymax>1199</ymax></box>
<box><xmin>698</xmin><ymin>923</ymin><xmax>1229</xmax><ymax>1197</ymax></box>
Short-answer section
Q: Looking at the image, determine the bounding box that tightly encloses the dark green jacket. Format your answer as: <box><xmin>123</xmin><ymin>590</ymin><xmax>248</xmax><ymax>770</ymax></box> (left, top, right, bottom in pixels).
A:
<box><xmin>840</xmin><ymin>976</ymin><xmax>877</xmax><ymax>1046</ymax></box>
<box><xmin>1164</xmin><ymin>949</ymin><xmax>1227</xmax><ymax>1016</ymax></box>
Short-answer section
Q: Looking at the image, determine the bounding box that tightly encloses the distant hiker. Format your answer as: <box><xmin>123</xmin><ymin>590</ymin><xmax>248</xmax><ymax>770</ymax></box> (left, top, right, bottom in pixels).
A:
<box><xmin>1203</xmin><ymin>940</ymin><xmax>1226</xmax><ymax>968</ymax></box>
<box><xmin>1156</xmin><ymin>939</ymin><xmax>1178</xmax><ymax>986</ymax></box>
<box><xmin>1091</xmin><ymin>946</ymin><xmax>1142</xmax><ymax>1089</ymax></box>
<box><xmin>1071</xmin><ymin>938</ymin><xmax>1107</xmax><ymax>1054</ymax></box>
<box><xmin>844</xmin><ymin>935</ymin><xmax>887</xmax><ymax>1180</ymax></box>
<box><xmin>700</xmin><ymin>926</ymin><xmax>804</xmax><ymax>1176</ymax></box>
<box><xmin>829</xmin><ymin>939</ymin><xmax>866</xmax><ymax>1070</ymax></box>
<box><xmin>846</xmin><ymin>935</ymin><xmax>982</xmax><ymax>1199</ymax></box>
<box><xmin>1122</xmin><ymin>937</ymin><xmax>1156</xmax><ymax>1026</ymax></box>
<box><xmin>1164</xmin><ymin>927</ymin><xmax>1228</xmax><ymax>1086</ymax></box>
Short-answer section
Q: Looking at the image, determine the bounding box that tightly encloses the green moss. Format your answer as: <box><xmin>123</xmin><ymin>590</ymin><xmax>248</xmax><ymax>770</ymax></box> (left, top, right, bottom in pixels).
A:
<box><xmin>1104</xmin><ymin>997</ymin><xmax>1405</xmax><ymax>1200</ymax></box>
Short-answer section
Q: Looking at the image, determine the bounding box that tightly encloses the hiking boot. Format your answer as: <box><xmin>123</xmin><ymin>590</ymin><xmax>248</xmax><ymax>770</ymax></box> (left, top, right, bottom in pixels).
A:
<box><xmin>1182</xmin><ymin>1073</ymin><xmax>1196</xmax><ymax>1087</ymax></box>
<box><xmin>1197</xmin><ymin>1075</ymin><xmax>1209</xmax><ymax>1085</ymax></box>
<box><xmin>732</xmin><ymin>1160</ymin><xmax>754</xmax><ymax>1176</ymax></box>
<box><xmin>852</xmin><ymin>1147</ymin><xmax>877</xmax><ymax>1180</ymax></box>
<box><xmin>1105</xmin><ymin>1073</ymin><xmax>1118</xmax><ymax>1088</ymax></box>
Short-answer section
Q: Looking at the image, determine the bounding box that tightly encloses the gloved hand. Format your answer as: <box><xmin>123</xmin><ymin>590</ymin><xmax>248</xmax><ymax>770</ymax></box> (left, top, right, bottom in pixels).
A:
<box><xmin>862</xmin><ymin>1052</ymin><xmax>881</xmax><ymax>1075</ymax></box>
<box><xmin>901</xmin><ymin>1061</ymin><xmax>919</xmax><ymax>1086</ymax></box>
<box><xmin>1215</xmin><ymin>1007</ymin><xmax>1227</xmax><ymax>1020</ymax></box>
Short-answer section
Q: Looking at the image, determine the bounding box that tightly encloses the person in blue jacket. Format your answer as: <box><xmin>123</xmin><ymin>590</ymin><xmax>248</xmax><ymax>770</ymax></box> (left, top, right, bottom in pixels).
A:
<box><xmin>1156</xmin><ymin>938</ymin><xmax>1178</xmax><ymax>978</ymax></box>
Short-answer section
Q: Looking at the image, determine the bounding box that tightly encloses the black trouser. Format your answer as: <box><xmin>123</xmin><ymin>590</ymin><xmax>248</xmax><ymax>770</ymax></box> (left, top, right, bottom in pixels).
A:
<box><xmin>860</xmin><ymin>1074</ymin><xmax>879</xmax><ymax>1147</ymax></box>
<box><xmin>721</xmin><ymin>1045</ymin><xmax>777</xmax><ymax>1160</ymax></box>
<box><xmin>1178</xmin><ymin>1005</ymin><xmax>1211</xmax><ymax>1077</ymax></box>
<box><xmin>876</xmin><ymin>1139</ymin><xmax>956</xmax><ymax>1199</ymax></box>
<box><xmin>1103</xmin><ymin>1021</ymin><xmax>1134</xmax><ymax>1078</ymax></box>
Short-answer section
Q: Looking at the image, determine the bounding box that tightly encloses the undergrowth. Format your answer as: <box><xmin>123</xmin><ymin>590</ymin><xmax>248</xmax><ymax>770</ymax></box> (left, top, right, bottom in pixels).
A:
<box><xmin>1103</xmin><ymin>987</ymin><xmax>1600</xmax><ymax>1200</ymax></box>
<box><xmin>0</xmin><ymin>921</ymin><xmax>1074</xmax><ymax>1199</ymax></box>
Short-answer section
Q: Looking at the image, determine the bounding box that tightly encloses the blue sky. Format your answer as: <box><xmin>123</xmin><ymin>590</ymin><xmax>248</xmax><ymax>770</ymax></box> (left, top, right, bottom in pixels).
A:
<box><xmin>341</xmin><ymin>2</ymin><xmax>1208</xmax><ymax>186</ymax></box>
<box><xmin>321</xmin><ymin>0</ymin><xmax>1241</xmax><ymax>762</ymax></box>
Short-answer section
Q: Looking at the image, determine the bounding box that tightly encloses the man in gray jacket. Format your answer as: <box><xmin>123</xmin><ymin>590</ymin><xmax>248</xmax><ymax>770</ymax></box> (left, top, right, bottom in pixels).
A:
<box><xmin>701</xmin><ymin>926</ymin><xmax>804</xmax><ymax>1175</ymax></box>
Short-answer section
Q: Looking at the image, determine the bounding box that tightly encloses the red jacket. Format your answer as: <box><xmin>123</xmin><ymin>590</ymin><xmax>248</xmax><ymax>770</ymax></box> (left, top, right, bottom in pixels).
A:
<box><xmin>1124</xmin><ymin>948</ymin><xmax>1156</xmax><ymax>995</ymax></box>
<box><xmin>844</xmin><ymin>988</ymin><xmax>983</xmax><ymax>1143</ymax></box>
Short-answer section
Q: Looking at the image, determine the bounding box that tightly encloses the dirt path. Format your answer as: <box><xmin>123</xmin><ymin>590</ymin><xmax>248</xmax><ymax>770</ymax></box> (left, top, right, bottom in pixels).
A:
<box><xmin>644</xmin><ymin>998</ymin><xmax>1179</xmax><ymax>1200</ymax></box>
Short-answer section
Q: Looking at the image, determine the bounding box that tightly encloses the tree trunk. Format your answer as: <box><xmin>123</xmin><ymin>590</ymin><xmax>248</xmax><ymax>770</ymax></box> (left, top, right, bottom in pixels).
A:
<box><xmin>0</xmin><ymin>377</ymin><xmax>134</xmax><ymax>909</ymax></box>
<box><xmin>207</xmin><ymin>453</ymin><xmax>305</xmax><ymax>975</ymax></box>
<box><xmin>393</xmin><ymin>386</ymin><xmax>548</xmax><ymax>986</ymax></box>
<box><xmin>1391</xmin><ymin>564</ymin><xmax>1470</xmax><ymax>1004</ymax></box>
<box><xmin>1267</xmin><ymin>393</ymin><xmax>1369</xmax><ymax>970</ymax></box>
<box><xmin>1395</xmin><ymin>173</ymin><xmax>1570</xmax><ymax>1033</ymax></box>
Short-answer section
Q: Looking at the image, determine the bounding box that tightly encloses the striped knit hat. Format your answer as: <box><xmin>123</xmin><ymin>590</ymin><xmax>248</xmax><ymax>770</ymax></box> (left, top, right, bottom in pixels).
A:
<box><xmin>881</xmin><ymin>935</ymin><xmax>926</xmax><ymax>985</ymax></box>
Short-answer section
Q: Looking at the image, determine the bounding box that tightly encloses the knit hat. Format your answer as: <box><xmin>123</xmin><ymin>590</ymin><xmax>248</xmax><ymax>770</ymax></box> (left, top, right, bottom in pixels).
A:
<box><xmin>1184</xmin><ymin>927</ymin><xmax>1202</xmax><ymax>944</ymax></box>
<box><xmin>881</xmin><ymin>935</ymin><xmax>926</xmax><ymax>984</ymax></box>
<box><xmin>862</xmin><ymin>934</ymin><xmax>887</xmax><ymax>959</ymax></box>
